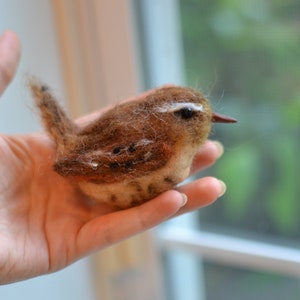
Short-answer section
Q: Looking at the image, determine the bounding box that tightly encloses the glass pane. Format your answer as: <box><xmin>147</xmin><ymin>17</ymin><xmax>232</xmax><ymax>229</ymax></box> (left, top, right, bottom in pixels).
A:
<box><xmin>163</xmin><ymin>252</ymin><xmax>300</xmax><ymax>300</ymax></box>
<box><xmin>179</xmin><ymin>0</ymin><xmax>300</xmax><ymax>242</ymax></box>
<box><xmin>204</xmin><ymin>262</ymin><xmax>300</xmax><ymax>300</ymax></box>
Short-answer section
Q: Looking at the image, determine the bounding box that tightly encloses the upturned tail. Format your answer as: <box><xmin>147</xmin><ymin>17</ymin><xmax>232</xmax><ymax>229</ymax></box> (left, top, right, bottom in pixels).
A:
<box><xmin>28</xmin><ymin>77</ymin><xmax>77</xmax><ymax>147</ymax></box>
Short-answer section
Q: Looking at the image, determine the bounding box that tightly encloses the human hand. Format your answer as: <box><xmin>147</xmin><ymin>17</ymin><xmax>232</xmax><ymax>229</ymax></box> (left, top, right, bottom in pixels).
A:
<box><xmin>0</xmin><ymin>31</ymin><xmax>226</xmax><ymax>284</ymax></box>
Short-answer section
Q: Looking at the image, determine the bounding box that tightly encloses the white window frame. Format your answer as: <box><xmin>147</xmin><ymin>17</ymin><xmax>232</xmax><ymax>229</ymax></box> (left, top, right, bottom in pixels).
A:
<box><xmin>159</xmin><ymin>227</ymin><xmax>300</xmax><ymax>278</ymax></box>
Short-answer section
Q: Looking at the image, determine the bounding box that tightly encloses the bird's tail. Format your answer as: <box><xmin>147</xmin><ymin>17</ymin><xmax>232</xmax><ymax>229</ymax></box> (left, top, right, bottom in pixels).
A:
<box><xmin>28</xmin><ymin>77</ymin><xmax>77</xmax><ymax>148</ymax></box>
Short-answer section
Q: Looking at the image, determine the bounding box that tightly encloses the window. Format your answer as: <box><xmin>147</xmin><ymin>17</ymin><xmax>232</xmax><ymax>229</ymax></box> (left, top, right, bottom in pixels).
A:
<box><xmin>134</xmin><ymin>1</ymin><xmax>300</xmax><ymax>299</ymax></box>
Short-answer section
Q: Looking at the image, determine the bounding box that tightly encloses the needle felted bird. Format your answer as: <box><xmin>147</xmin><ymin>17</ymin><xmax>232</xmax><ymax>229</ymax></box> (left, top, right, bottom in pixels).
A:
<box><xmin>29</xmin><ymin>79</ymin><xmax>236</xmax><ymax>208</ymax></box>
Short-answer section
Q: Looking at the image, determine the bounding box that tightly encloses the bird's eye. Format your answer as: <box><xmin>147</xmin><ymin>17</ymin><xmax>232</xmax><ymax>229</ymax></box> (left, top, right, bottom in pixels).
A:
<box><xmin>174</xmin><ymin>107</ymin><xmax>196</xmax><ymax>119</ymax></box>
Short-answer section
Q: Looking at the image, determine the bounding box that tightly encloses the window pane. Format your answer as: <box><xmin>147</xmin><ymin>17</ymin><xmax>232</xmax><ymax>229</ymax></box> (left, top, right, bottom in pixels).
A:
<box><xmin>177</xmin><ymin>1</ymin><xmax>300</xmax><ymax>299</ymax></box>
<box><xmin>179</xmin><ymin>0</ymin><xmax>300</xmax><ymax>241</ymax></box>
<box><xmin>204</xmin><ymin>262</ymin><xmax>300</xmax><ymax>300</ymax></box>
<box><xmin>163</xmin><ymin>252</ymin><xmax>300</xmax><ymax>300</ymax></box>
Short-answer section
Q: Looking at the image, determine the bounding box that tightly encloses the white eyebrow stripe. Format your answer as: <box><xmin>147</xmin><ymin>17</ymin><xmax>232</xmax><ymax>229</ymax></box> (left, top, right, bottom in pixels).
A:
<box><xmin>156</xmin><ymin>102</ymin><xmax>204</xmax><ymax>113</ymax></box>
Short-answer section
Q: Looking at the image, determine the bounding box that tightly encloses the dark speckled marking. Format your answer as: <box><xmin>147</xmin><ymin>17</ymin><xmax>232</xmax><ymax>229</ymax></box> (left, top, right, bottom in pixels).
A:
<box><xmin>110</xmin><ymin>194</ymin><xmax>117</xmax><ymax>202</ymax></box>
<box><xmin>164</xmin><ymin>177</ymin><xmax>176</xmax><ymax>185</ymax></box>
<box><xmin>129</xmin><ymin>143</ymin><xmax>136</xmax><ymax>153</ymax></box>
<box><xmin>125</xmin><ymin>161</ymin><xmax>133</xmax><ymax>168</ymax></box>
<box><xmin>112</xmin><ymin>147</ymin><xmax>121</xmax><ymax>154</ymax></box>
<box><xmin>41</xmin><ymin>85</ymin><xmax>49</xmax><ymax>92</ymax></box>
<box><xmin>147</xmin><ymin>184</ymin><xmax>157</xmax><ymax>196</ymax></box>
<box><xmin>109</xmin><ymin>162</ymin><xmax>119</xmax><ymax>169</ymax></box>
<box><xmin>129</xmin><ymin>181</ymin><xmax>143</xmax><ymax>193</ymax></box>
<box><xmin>130</xmin><ymin>197</ymin><xmax>140</xmax><ymax>207</ymax></box>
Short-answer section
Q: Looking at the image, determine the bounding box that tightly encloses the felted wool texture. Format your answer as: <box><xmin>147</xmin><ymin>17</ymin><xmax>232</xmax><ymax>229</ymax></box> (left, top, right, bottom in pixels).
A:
<box><xmin>30</xmin><ymin>78</ymin><xmax>213</xmax><ymax>208</ymax></box>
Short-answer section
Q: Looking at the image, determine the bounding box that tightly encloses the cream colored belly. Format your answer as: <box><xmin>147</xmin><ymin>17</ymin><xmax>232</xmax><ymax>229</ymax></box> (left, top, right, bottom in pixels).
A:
<box><xmin>78</xmin><ymin>151</ymin><xmax>193</xmax><ymax>208</ymax></box>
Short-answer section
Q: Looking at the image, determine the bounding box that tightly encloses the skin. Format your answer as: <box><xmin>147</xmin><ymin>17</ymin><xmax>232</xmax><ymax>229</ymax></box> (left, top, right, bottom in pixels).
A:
<box><xmin>0</xmin><ymin>30</ymin><xmax>226</xmax><ymax>284</ymax></box>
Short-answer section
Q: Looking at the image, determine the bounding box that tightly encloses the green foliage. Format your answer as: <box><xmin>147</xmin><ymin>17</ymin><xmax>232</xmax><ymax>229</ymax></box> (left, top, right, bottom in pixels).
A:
<box><xmin>216</xmin><ymin>145</ymin><xmax>261</xmax><ymax>222</ymax></box>
<box><xmin>266</xmin><ymin>135</ymin><xmax>300</xmax><ymax>234</ymax></box>
<box><xmin>179</xmin><ymin>0</ymin><xmax>300</xmax><ymax>239</ymax></box>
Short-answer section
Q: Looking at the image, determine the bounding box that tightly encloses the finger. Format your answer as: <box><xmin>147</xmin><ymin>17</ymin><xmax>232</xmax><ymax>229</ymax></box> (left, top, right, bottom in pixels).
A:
<box><xmin>77</xmin><ymin>190</ymin><xmax>186</xmax><ymax>255</ymax></box>
<box><xmin>190</xmin><ymin>140</ymin><xmax>224</xmax><ymax>175</ymax></box>
<box><xmin>0</xmin><ymin>30</ymin><xmax>21</xmax><ymax>96</ymax></box>
<box><xmin>176</xmin><ymin>176</ymin><xmax>226</xmax><ymax>215</ymax></box>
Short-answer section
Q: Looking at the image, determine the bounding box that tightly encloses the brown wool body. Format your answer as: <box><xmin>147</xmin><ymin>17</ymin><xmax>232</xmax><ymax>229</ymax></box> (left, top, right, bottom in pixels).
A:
<box><xmin>30</xmin><ymin>79</ymin><xmax>236</xmax><ymax>208</ymax></box>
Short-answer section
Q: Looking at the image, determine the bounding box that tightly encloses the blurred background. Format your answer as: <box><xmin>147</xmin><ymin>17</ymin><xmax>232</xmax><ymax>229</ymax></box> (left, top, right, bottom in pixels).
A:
<box><xmin>157</xmin><ymin>1</ymin><xmax>300</xmax><ymax>299</ymax></box>
<box><xmin>0</xmin><ymin>0</ymin><xmax>299</xmax><ymax>299</ymax></box>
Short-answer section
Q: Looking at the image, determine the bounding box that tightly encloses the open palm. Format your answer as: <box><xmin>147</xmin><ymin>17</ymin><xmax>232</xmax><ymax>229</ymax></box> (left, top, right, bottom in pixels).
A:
<box><xmin>0</xmin><ymin>31</ymin><xmax>225</xmax><ymax>284</ymax></box>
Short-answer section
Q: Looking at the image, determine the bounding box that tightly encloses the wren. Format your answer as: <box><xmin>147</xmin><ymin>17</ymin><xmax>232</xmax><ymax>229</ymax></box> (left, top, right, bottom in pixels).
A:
<box><xmin>29</xmin><ymin>79</ymin><xmax>236</xmax><ymax>208</ymax></box>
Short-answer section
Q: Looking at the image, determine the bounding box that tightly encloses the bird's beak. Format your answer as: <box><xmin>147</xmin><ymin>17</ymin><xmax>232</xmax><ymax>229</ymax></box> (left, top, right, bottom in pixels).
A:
<box><xmin>212</xmin><ymin>112</ymin><xmax>237</xmax><ymax>123</ymax></box>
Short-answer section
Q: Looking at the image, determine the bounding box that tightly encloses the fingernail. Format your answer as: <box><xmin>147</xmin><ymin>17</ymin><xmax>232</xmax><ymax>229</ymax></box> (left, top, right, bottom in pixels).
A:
<box><xmin>213</xmin><ymin>141</ymin><xmax>224</xmax><ymax>159</ymax></box>
<box><xmin>180</xmin><ymin>193</ymin><xmax>188</xmax><ymax>206</ymax></box>
<box><xmin>218</xmin><ymin>180</ymin><xmax>227</xmax><ymax>197</ymax></box>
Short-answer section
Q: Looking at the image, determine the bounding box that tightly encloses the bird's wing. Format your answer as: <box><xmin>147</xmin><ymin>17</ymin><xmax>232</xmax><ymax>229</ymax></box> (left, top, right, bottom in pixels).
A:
<box><xmin>53</xmin><ymin>137</ymin><xmax>174</xmax><ymax>183</ymax></box>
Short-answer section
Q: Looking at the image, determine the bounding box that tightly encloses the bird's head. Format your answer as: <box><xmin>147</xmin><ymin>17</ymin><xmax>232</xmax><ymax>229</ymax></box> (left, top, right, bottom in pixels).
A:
<box><xmin>142</xmin><ymin>86</ymin><xmax>236</xmax><ymax>148</ymax></box>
